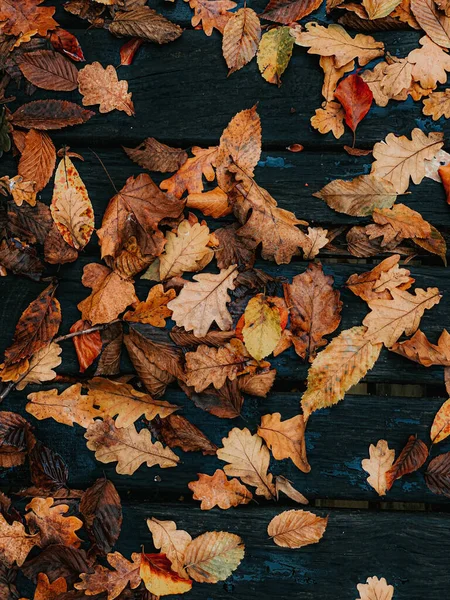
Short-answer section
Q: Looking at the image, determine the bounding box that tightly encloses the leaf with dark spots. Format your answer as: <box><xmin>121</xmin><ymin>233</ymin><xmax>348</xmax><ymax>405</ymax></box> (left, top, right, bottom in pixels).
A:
<box><xmin>22</xmin><ymin>544</ymin><xmax>93</xmax><ymax>587</ymax></box>
<box><xmin>29</xmin><ymin>441</ymin><xmax>69</xmax><ymax>493</ymax></box>
<box><xmin>0</xmin><ymin>238</ymin><xmax>44</xmax><ymax>280</ymax></box>
<box><xmin>425</xmin><ymin>452</ymin><xmax>450</xmax><ymax>498</ymax></box>
<box><xmin>335</xmin><ymin>74</ymin><xmax>373</xmax><ymax>133</ymax></box>
<box><xmin>385</xmin><ymin>435</ymin><xmax>428</xmax><ymax>490</ymax></box>
<box><xmin>80</xmin><ymin>478</ymin><xmax>122</xmax><ymax>555</ymax></box>
<box><xmin>7</xmin><ymin>200</ymin><xmax>52</xmax><ymax>245</ymax></box>
<box><xmin>12</xmin><ymin>100</ymin><xmax>94</xmax><ymax>130</ymax></box>
<box><xmin>180</xmin><ymin>379</ymin><xmax>243</xmax><ymax>419</ymax></box>
<box><xmin>155</xmin><ymin>414</ymin><xmax>218</xmax><ymax>455</ymax></box>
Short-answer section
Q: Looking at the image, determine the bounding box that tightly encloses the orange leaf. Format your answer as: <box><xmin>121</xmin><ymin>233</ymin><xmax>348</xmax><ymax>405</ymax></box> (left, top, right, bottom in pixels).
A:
<box><xmin>385</xmin><ymin>435</ymin><xmax>428</xmax><ymax>490</ymax></box>
<box><xmin>70</xmin><ymin>319</ymin><xmax>102</xmax><ymax>373</ymax></box>
<box><xmin>187</xmin><ymin>0</ymin><xmax>237</xmax><ymax>35</ymax></box>
<box><xmin>189</xmin><ymin>469</ymin><xmax>252</xmax><ymax>510</ymax></box>
<box><xmin>34</xmin><ymin>573</ymin><xmax>67</xmax><ymax>600</ymax></box>
<box><xmin>18</xmin><ymin>130</ymin><xmax>56</xmax><ymax>193</ymax></box>
<box><xmin>25</xmin><ymin>497</ymin><xmax>83</xmax><ymax>548</ymax></box>
<box><xmin>78</xmin><ymin>62</ymin><xmax>134</xmax><ymax>116</ymax></box>
<box><xmin>0</xmin><ymin>0</ymin><xmax>57</xmax><ymax>37</ymax></box>
<box><xmin>140</xmin><ymin>553</ymin><xmax>193</xmax><ymax>596</ymax></box>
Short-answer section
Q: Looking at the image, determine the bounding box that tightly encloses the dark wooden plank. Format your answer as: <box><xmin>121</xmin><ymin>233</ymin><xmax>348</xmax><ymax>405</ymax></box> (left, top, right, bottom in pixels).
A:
<box><xmin>1</xmin><ymin>385</ymin><xmax>448</xmax><ymax>504</ymax></box>
<box><xmin>6</xmin><ymin>28</ymin><xmax>446</xmax><ymax>148</ymax></box>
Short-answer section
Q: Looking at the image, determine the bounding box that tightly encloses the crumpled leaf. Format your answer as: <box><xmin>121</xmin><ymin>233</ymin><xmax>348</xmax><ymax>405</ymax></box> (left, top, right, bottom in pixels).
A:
<box><xmin>25</xmin><ymin>497</ymin><xmax>83</xmax><ymax>548</ymax></box>
<box><xmin>222</xmin><ymin>8</ymin><xmax>261</xmax><ymax>75</ymax></box>
<box><xmin>124</xmin><ymin>285</ymin><xmax>175</xmax><ymax>327</ymax></box>
<box><xmin>257</xmin><ymin>26</ymin><xmax>294</xmax><ymax>85</ymax></box>
<box><xmin>258</xmin><ymin>413</ymin><xmax>309</xmax><ymax>472</ymax></box>
<box><xmin>361</xmin><ymin>439</ymin><xmax>395</xmax><ymax>496</ymax></box>
<box><xmin>188</xmin><ymin>469</ymin><xmax>253</xmax><ymax>510</ymax></box>
<box><xmin>146</xmin><ymin>518</ymin><xmax>191</xmax><ymax>576</ymax></box>
<box><xmin>123</xmin><ymin>138</ymin><xmax>187</xmax><ymax>173</ymax></box>
<box><xmin>70</xmin><ymin>319</ymin><xmax>102</xmax><ymax>373</ymax></box>
<box><xmin>49</xmin><ymin>27</ymin><xmax>85</xmax><ymax>62</ymax></box>
<box><xmin>78</xmin><ymin>62</ymin><xmax>134</xmax><ymax>116</ymax></box>
<box><xmin>183</xmin><ymin>531</ymin><xmax>244</xmax><ymax>583</ymax></box>
<box><xmin>391</xmin><ymin>329</ymin><xmax>450</xmax><ymax>366</ymax></box>
<box><xmin>267</xmin><ymin>509</ymin><xmax>328</xmax><ymax>548</ymax></box>
<box><xmin>75</xmin><ymin>552</ymin><xmax>141</xmax><ymax>600</ymax></box>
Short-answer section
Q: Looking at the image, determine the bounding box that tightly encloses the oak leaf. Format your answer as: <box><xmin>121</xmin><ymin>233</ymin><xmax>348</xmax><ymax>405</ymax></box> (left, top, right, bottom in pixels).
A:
<box><xmin>242</xmin><ymin>294</ymin><xmax>282</xmax><ymax>361</ymax></box>
<box><xmin>369</xmin><ymin>203</ymin><xmax>431</xmax><ymax>245</ymax></box>
<box><xmin>391</xmin><ymin>0</ymin><xmax>419</xmax><ymax>26</ymax></box>
<box><xmin>346</xmin><ymin>254</ymin><xmax>413</xmax><ymax>301</ymax></box>
<box><xmin>109</xmin><ymin>6</ymin><xmax>182</xmax><ymax>43</ymax></box>
<box><xmin>18</xmin><ymin>50</ymin><xmax>78</xmax><ymax>92</ymax></box>
<box><xmin>140</xmin><ymin>552</ymin><xmax>193</xmax><ymax>595</ymax></box>
<box><xmin>80</xmin><ymin>478</ymin><xmax>122</xmax><ymax>555</ymax></box>
<box><xmin>371</xmin><ymin>128</ymin><xmax>444</xmax><ymax>193</ymax></box>
<box><xmin>183</xmin><ymin>531</ymin><xmax>244</xmax><ymax>583</ymax></box>
<box><xmin>86</xmin><ymin>377</ymin><xmax>179</xmax><ymax>428</ymax></box>
<box><xmin>261</xmin><ymin>0</ymin><xmax>322</xmax><ymax>23</ymax></box>
<box><xmin>380</xmin><ymin>56</ymin><xmax>413</xmax><ymax>97</ymax></box>
<box><xmin>0</xmin><ymin>513</ymin><xmax>37</xmax><ymax>567</ymax></box>
<box><xmin>15</xmin><ymin>342</ymin><xmax>62</xmax><ymax>390</ymax></box>
<box><xmin>78</xmin><ymin>62</ymin><xmax>134</xmax><ymax>116</ymax></box>
<box><xmin>188</xmin><ymin>470</ymin><xmax>253</xmax><ymax>510</ymax></box>
<box><xmin>408</xmin><ymin>36</ymin><xmax>450</xmax><ymax>89</ymax></box>
<box><xmin>258</xmin><ymin>413</ymin><xmax>310</xmax><ymax>472</ymax></box>
<box><xmin>267</xmin><ymin>509</ymin><xmax>328</xmax><ymax>548</ymax></box>
<box><xmin>156</xmin><ymin>413</ymin><xmax>218</xmax><ymax>455</ymax></box>
<box><xmin>292</xmin><ymin>22</ymin><xmax>384</xmax><ymax>68</ymax></box>
<box><xmin>356</xmin><ymin>576</ymin><xmax>394</xmax><ymax>600</ymax></box>
<box><xmin>25</xmin><ymin>497</ymin><xmax>83</xmax><ymax>548</ymax></box>
<box><xmin>217</xmin><ymin>427</ymin><xmax>276</xmax><ymax>498</ymax></box>
<box><xmin>160</xmin><ymin>146</ymin><xmax>217</xmax><ymax>198</ymax></box>
<box><xmin>385</xmin><ymin>435</ymin><xmax>428</xmax><ymax>489</ymax></box>
<box><xmin>320</xmin><ymin>56</ymin><xmax>355</xmax><ymax>102</ymax></box>
<box><xmin>168</xmin><ymin>264</ymin><xmax>238</xmax><ymax>337</ymax></box>
<box><xmin>362</xmin><ymin>286</ymin><xmax>441</xmax><ymax>347</ymax></box>
<box><xmin>257</xmin><ymin>26</ymin><xmax>294</xmax><ymax>85</ymax></box>
<box><xmin>362</xmin><ymin>0</ymin><xmax>402</xmax><ymax>18</ymax></box>
<box><xmin>391</xmin><ymin>329</ymin><xmax>450</xmax><ymax>366</ymax></box>
<box><xmin>34</xmin><ymin>573</ymin><xmax>67</xmax><ymax>600</ymax></box>
<box><xmin>361</xmin><ymin>439</ymin><xmax>395</xmax><ymax>496</ymax></box>
<box><xmin>75</xmin><ymin>552</ymin><xmax>141</xmax><ymax>600</ymax></box>
<box><xmin>18</xmin><ymin>130</ymin><xmax>56</xmax><ymax>193</ymax></box>
<box><xmin>423</xmin><ymin>89</ymin><xmax>450</xmax><ymax>120</ymax></box>
<box><xmin>0</xmin><ymin>0</ymin><xmax>57</xmax><ymax>37</ymax></box>
<box><xmin>124</xmin><ymin>285</ymin><xmax>175</xmax><ymax>327</ymax></box>
<box><xmin>425</xmin><ymin>452</ymin><xmax>450</xmax><ymax>498</ymax></box>
<box><xmin>70</xmin><ymin>320</ymin><xmax>102</xmax><ymax>373</ymax></box>
<box><xmin>2</xmin><ymin>175</ymin><xmax>37</xmax><ymax>207</ymax></box>
<box><xmin>222</xmin><ymin>8</ymin><xmax>261</xmax><ymax>74</ymax></box>
<box><xmin>431</xmin><ymin>398</ymin><xmax>450</xmax><ymax>443</ymax></box>
<box><xmin>186</xmin><ymin>0</ymin><xmax>237</xmax><ymax>35</ymax></box>
<box><xmin>334</xmin><ymin>73</ymin><xmax>373</xmax><ymax>133</ymax></box>
<box><xmin>410</xmin><ymin>0</ymin><xmax>450</xmax><ymax>47</ymax></box>
<box><xmin>301</xmin><ymin>326</ymin><xmax>382</xmax><ymax>421</ymax></box>
<box><xmin>85</xmin><ymin>418</ymin><xmax>179</xmax><ymax>475</ymax></box>
<box><xmin>12</xmin><ymin>100</ymin><xmax>94</xmax><ymax>130</ymax></box>
<box><xmin>123</xmin><ymin>138</ymin><xmax>187</xmax><ymax>173</ymax></box>
<box><xmin>283</xmin><ymin>263</ymin><xmax>342</xmax><ymax>360</ymax></box>
<box><xmin>51</xmin><ymin>155</ymin><xmax>94</xmax><ymax>250</ymax></box>
<box><xmin>78</xmin><ymin>263</ymin><xmax>138</xmax><ymax>325</ymax></box>
<box><xmin>146</xmin><ymin>518</ymin><xmax>191</xmax><ymax>576</ymax></box>
<box><xmin>311</xmin><ymin>101</ymin><xmax>345</xmax><ymax>138</ymax></box>
<box><xmin>26</xmin><ymin>383</ymin><xmax>101</xmax><ymax>428</ymax></box>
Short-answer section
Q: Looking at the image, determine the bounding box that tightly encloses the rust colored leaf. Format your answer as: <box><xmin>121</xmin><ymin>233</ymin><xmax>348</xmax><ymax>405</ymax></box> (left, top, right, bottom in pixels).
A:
<box><xmin>391</xmin><ymin>329</ymin><xmax>450</xmax><ymax>367</ymax></box>
<box><xmin>181</xmin><ymin>379</ymin><xmax>244</xmax><ymax>419</ymax></box>
<box><xmin>124</xmin><ymin>285</ymin><xmax>175</xmax><ymax>327</ymax></box>
<box><xmin>187</xmin><ymin>0</ymin><xmax>237</xmax><ymax>35</ymax></box>
<box><xmin>439</xmin><ymin>161</ymin><xmax>450</xmax><ymax>205</ymax></box>
<box><xmin>183</xmin><ymin>531</ymin><xmax>244</xmax><ymax>583</ymax></box>
<box><xmin>18</xmin><ymin>50</ymin><xmax>78</xmax><ymax>91</ymax></box>
<box><xmin>70</xmin><ymin>319</ymin><xmax>102</xmax><ymax>373</ymax></box>
<box><xmin>189</xmin><ymin>469</ymin><xmax>252</xmax><ymax>510</ymax></box>
<box><xmin>346</xmin><ymin>255</ymin><xmax>414</xmax><ymax>302</ymax></box>
<box><xmin>215</xmin><ymin>223</ymin><xmax>255</xmax><ymax>270</ymax></box>
<box><xmin>156</xmin><ymin>413</ymin><xmax>218</xmax><ymax>455</ymax></box>
<box><xmin>12</xmin><ymin>100</ymin><xmax>94</xmax><ymax>130</ymax></box>
<box><xmin>0</xmin><ymin>411</ymin><xmax>31</xmax><ymax>468</ymax></box>
<box><xmin>284</xmin><ymin>262</ymin><xmax>342</xmax><ymax>360</ymax></box>
<box><xmin>222</xmin><ymin>8</ymin><xmax>261</xmax><ymax>75</ymax></box>
<box><xmin>95</xmin><ymin>322</ymin><xmax>123</xmax><ymax>377</ymax></box>
<box><xmin>109</xmin><ymin>6</ymin><xmax>183</xmax><ymax>43</ymax></box>
<box><xmin>160</xmin><ymin>146</ymin><xmax>217</xmax><ymax>199</ymax></box>
<box><xmin>334</xmin><ymin>73</ymin><xmax>373</xmax><ymax>133</ymax></box>
<box><xmin>169</xmin><ymin>326</ymin><xmax>235</xmax><ymax>348</ymax></box>
<box><xmin>361</xmin><ymin>439</ymin><xmax>395</xmax><ymax>496</ymax></box>
<box><xmin>34</xmin><ymin>573</ymin><xmax>67</xmax><ymax>600</ymax></box>
<box><xmin>18</xmin><ymin>129</ymin><xmax>56</xmax><ymax>193</ymax></box>
<box><xmin>0</xmin><ymin>0</ymin><xmax>57</xmax><ymax>37</ymax></box>
<box><xmin>258</xmin><ymin>413</ymin><xmax>310</xmax><ymax>473</ymax></box>
<box><xmin>75</xmin><ymin>552</ymin><xmax>141</xmax><ymax>600</ymax></box>
<box><xmin>49</xmin><ymin>28</ymin><xmax>85</xmax><ymax>62</ymax></box>
<box><xmin>123</xmin><ymin>138</ymin><xmax>188</xmax><ymax>173</ymax></box>
<box><xmin>25</xmin><ymin>497</ymin><xmax>83</xmax><ymax>548</ymax></box>
<box><xmin>3</xmin><ymin>282</ymin><xmax>60</xmax><ymax>366</ymax></box>
<box><xmin>146</xmin><ymin>518</ymin><xmax>191</xmax><ymax>576</ymax></box>
<box><xmin>262</xmin><ymin>0</ymin><xmax>322</xmax><ymax>23</ymax></box>
<box><xmin>44</xmin><ymin>223</ymin><xmax>79</xmax><ymax>265</ymax></box>
<box><xmin>120</xmin><ymin>37</ymin><xmax>144</xmax><ymax>66</ymax></box>
<box><xmin>385</xmin><ymin>435</ymin><xmax>428</xmax><ymax>489</ymax></box>
<box><xmin>78</xmin><ymin>62</ymin><xmax>135</xmax><ymax>116</ymax></box>
<box><xmin>140</xmin><ymin>552</ymin><xmax>193</xmax><ymax>595</ymax></box>
<box><xmin>267</xmin><ymin>509</ymin><xmax>328</xmax><ymax>548</ymax></box>
<box><xmin>28</xmin><ymin>442</ymin><xmax>68</xmax><ymax>493</ymax></box>
<box><xmin>80</xmin><ymin>478</ymin><xmax>122</xmax><ymax>555</ymax></box>
<box><xmin>238</xmin><ymin>368</ymin><xmax>276</xmax><ymax>397</ymax></box>
<box><xmin>186</xmin><ymin>187</ymin><xmax>231</xmax><ymax>218</ymax></box>
<box><xmin>425</xmin><ymin>452</ymin><xmax>450</xmax><ymax>498</ymax></box>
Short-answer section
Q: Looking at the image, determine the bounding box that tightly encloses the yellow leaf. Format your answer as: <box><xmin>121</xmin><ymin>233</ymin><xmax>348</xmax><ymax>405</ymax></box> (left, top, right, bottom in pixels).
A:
<box><xmin>183</xmin><ymin>531</ymin><xmax>245</xmax><ymax>583</ymax></box>
<box><xmin>431</xmin><ymin>398</ymin><xmax>450</xmax><ymax>443</ymax></box>
<box><xmin>267</xmin><ymin>509</ymin><xmax>328</xmax><ymax>548</ymax></box>
<box><xmin>257</xmin><ymin>26</ymin><xmax>294</xmax><ymax>85</ymax></box>
<box><xmin>362</xmin><ymin>0</ymin><xmax>402</xmax><ymax>19</ymax></box>
<box><xmin>140</xmin><ymin>553</ymin><xmax>192</xmax><ymax>596</ymax></box>
<box><xmin>258</xmin><ymin>412</ymin><xmax>310</xmax><ymax>473</ymax></box>
<box><xmin>361</xmin><ymin>440</ymin><xmax>395</xmax><ymax>496</ymax></box>
<box><xmin>242</xmin><ymin>294</ymin><xmax>282</xmax><ymax>361</ymax></box>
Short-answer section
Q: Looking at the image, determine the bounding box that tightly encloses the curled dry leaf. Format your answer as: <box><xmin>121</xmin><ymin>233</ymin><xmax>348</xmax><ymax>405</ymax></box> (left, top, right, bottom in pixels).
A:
<box><xmin>146</xmin><ymin>518</ymin><xmax>192</xmax><ymax>576</ymax></box>
<box><xmin>124</xmin><ymin>285</ymin><xmax>175</xmax><ymax>327</ymax></box>
<box><xmin>123</xmin><ymin>138</ymin><xmax>188</xmax><ymax>173</ymax></box>
<box><xmin>25</xmin><ymin>497</ymin><xmax>83</xmax><ymax>548</ymax></box>
<box><xmin>49</xmin><ymin>27</ymin><xmax>85</xmax><ymax>62</ymax></box>
<box><xmin>160</xmin><ymin>146</ymin><xmax>217</xmax><ymax>198</ymax></box>
<box><xmin>78</xmin><ymin>62</ymin><xmax>134</xmax><ymax>116</ymax></box>
<box><xmin>155</xmin><ymin>413</ymin><xmax>218</xmax><ymax>455</ymax></box>
<box><xmin>267</xmin><ymin>509</ymin><xmax>328</xmax><ymax>548</ymax></box>
<box><xmin>275</xmin><ymin>475</ymin><xmax>309</xmax><ymax>504</ymax></box>
<box><xmin>18</xmin><ymin>129</ymin><xmax>56</xmax><ymax>193</ymax></box>
<box><xmin>385</xmin><ymin>435</ymin><xmax>428</xmax><ymax>489</ymax></box>
<box><xmin>184</xmin><ymin>531</ymin><xmax>244</xmax><ymax>583</ymax></box>
<box><xmin>370</xmin><ymin>203</ymin><xmax>432</xmax><ymax>244</ymax></box>
<box><xmin>18</xmin><ymin>50</ymin><xmax>78</xmax><ymax>91</ymax></box>
<box><xmin>85</xmin><ymin>418</ymin><xmax>179</xmax><ymax>475</ymax></box>
<box><xmin>80</xmin><ymin>477</ymin><xmax>122</xmax><ymax>554</ymax></box>
<box><xmin>258</xmin><ymin>413</ymin><xmax>310</xmax><ymax>473</ymax></box>
<box><xmin>391</xmin><ymin>329</ymin><xmax>450</xmax><ymax>366</ymax></box>
<box><xmin>75</xmin><ymin>551</ymin><xmax>141</xmax><ymax>600</ymax></box>
<box><xmin>222</xmin><ymin>8</ymin><xmax>261</xmax><ymax>75</ymax></box>
<box><xmin>361</xmin><ymin>439</ymin><xmax>395</xmax><ymax>496</ymax></box>
<box><xmin>257</xmin><ymin>26</ymin><xmax>294</xmax><ymax>85</ymax></box>
<box><xmin>188</xmin><ymin>469</ymin><xmax>253</xmax><ymax>510</ymax></box>
<box><xmin>356</xmin><ymin>576</ymin><xmax>394</xmax><ymax>600</ymax></box>
<box><xmin>346</xmin><ymin>254</ymin><xmax>413</xmax><ymax>302</ymax></box>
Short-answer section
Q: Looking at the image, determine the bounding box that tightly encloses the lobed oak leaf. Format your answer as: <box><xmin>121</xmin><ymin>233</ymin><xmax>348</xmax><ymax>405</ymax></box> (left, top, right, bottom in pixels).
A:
<box><xmin>258</xmin><ymin>413</ymin><xmax>310</xmax><ymax>472</ymax></box>
<box><xmin>362</xmin><ymin>286</ymin><xmax>441</xmax><ymax>347</ymax></box>
<box><xmin>1</xmin><ymin>175</ymin><xmax>37</xmax><ymax>208</ymax></box>
<box><xmin>75</xmin><ymin>551</ymin><xmax>141</xmax><ymax>600</ymax></box>
<box><xmin>311</xmin><ymin>101</ymin><xmax>345</xmax><ymax>138</ymax></box>
<box><xmin>222</xmin><ymin>8</ymin><xmax>261</xmax><ymax>75</ymax></box>
<box><xmin>140</xmin><ymin>552</ymin><xmax>192</xmax><ymax>595</ymax></box>
<box><xmin>363</xmin><ymin>0</ymin><xmax>402</xmax><ymax>18</ymax></box>
<box><xmin>80</xmin><ymin>478</ymin><xmax>122</xmax><ymax>555</ymax></box>
<box><xmin>423</xmin><ymin>89</ymin><xmax>450</xmax><ymax>120</ymax></box>
<box><xmin>26</xmin><ymin>383</ymin><xmax>101</xmax><ymax>428</ymax></box>
<box><xmin>3</xmin><ymin>282</ymin><xmax>61</xmax><ymax>366</ymax></box>
<box><xmin>385</xmin><ymin>435</ymin><xmax>428</xmax><ymax>489</ymax></box>
<box><xmin>70</xmin><ymin>319</ymin><xmax>102</xmax><ymax>373</ymax></box>
<box><xmin>370</xmin><ymin>203</ymin><xmax>431</xmax><ymax>245</ymax></box>
<box><xmin>188</xmin><ymin>469</ymin><xmax>252</xmax><ymax>510</ymax></box>
<box><xmin>146</xmin><ymin>518</ymin><xmax>192</xmax><ymax>576</ymax></box>
<box><xmin>411</xmin><ymin>0</ymin><xmax>450</xmax><ymax>47</ymax></box>
<box><xmin>155</xmin><ymin>413</ymin><xmax>218</xmax><ymax>455</ymax></box>
<box><xmin>18</xmin><ymin>50</ymin><xmax>78</xmax><ymax>92</ymax></box>
<box><xmin>187</xmin><ymin>0</ymin><xmax>237</xmax><ymax>35</ymax></box>
<box><xmin>12</xmin><ymin>100</ymin><xmax>94</xmax><ymax>130</ymax></box>
<box><xmin>391</xmin><ymin>0</ymin><xmax>419</xmax><ymax>26</ymax></box>
<box><xmin>15</xmin><ymin>342</ymin><xmax>62</xmax><ymax>390</ymax></box>
<box><xmin>78</xmin><ymin>62</ymin><xmax>134</xmax><ymax>116</ymax></box>
<box><xmin>361</xmin><ymin>439</ymin><xmax>395</xmax><ymax>496</ymax></box>
<box><xmin>109</xmin><ymin>6</ymin><xmax>182</xmax><ymax>43</ymax></box>
<box><xmin>0</xmin><ymin>513</ymin><xmax>37</xmax><ymax>567</ymax></box>
<box><xmin>334</xmin><ymin>73</ymin><xmax>373</xmax><ymax>133</ymax></box>
<box><xmin>320</xmin><ymin>56</ymin><xmax>355</xmax><ymax>102</ymax></box>
<box><xmin>18</xmin><ymin>130</ymin><xmax>56</xmax><ymax>193</ymax></box>
<box><xmin>85</xmin><ymin>418</ymin><xmax>179</xmax><ymax>475</ymax></box>
<box><xmin>275</xmin><ymin>475</ymin><xmax>309</xmax><ymax>504</ymax></box>
<box><xmin>380</xmin><ymin>56</ymin><xmax>413</xmax><ymax>97</ymax></box>
<box><xmin>78</xmin><ymin>263</ymin><xmax>138</xmax><ymax>325</ymax></box>
<box><xmin>356</xmin><ymin>576</ymin><xmax>394</xmax><ymax>600</ymax></box>
<box><xmin>314</xmin><ymin>174</ymin><xmax>397</xmax><ymax>217</ymax></box>
<box><xmin>256</xmin><ymin>26</ymin><xmax>294</xmax><ymax>85</ymax></box>
<box><xmin>217</xmin><ymin>426</ymin><xmax>276</xmax><ymax>498</ymax></box>
<box><xmin>301</xmin><ymin>326</ymin><xmax>382</xmax><ymax>421</ymax></box>
<box><xmin>242</xmin><ymin>294</ymin><xmax>282</xmax><ymax>361</ymax></box>
<box><xmin>431</xmin><ymin>398</ymin><xmax>450</xmax><ymax>443</ymax></box>
<box><xmin>123</xmin><ymin>138</ymin><xmax>187</xmax><ymax>173</ymax></box>
<box><xmin>51</xmin><ymin>155</ymin><xmax>94</xmax><ymax>250</ymax></box>
<box><xmin>346</xmin><ymin>254</ymin><xmax>414</xmax><ymax>302</ymax></box>
<box><xmin>303</xmin><ymin>226</ymin><xmax>329</xmax><ymax>259</ymax></box>
<box><xmin>425</xmin><ymin>452</ymin><xmax>450</xmax><ymax>498</ymax></box>
<box><xmin>49</xmin><ymin>27</ymin><xmax>85</xmax><ymax>62</ymax></box>
<box><xmin>391</xmin><ymin>328</ymin><xmax>450</xmax><ymax>366</ymax></box>
<box><xmin>160</xmin><ymin>146</ymin><xmax>217</xmax><ymax>199</ymax></box>
<box><xmin>124</xmin><ymin>285</ymin><xmax>175</xmax><ymax>327</ymax></box>
<box><xmin>183</xmin><ymin>531</ymin><xmax>244</xmax><ymax>583</ymax></box>
<box><xmin>262</xmin><ymin>0</ymin><xmax>322</xmax><ymax>23</ymax></box>
<box><xmin>0</xmin><ymin>0</ymin><xmax>57</xmax><ymax>37</ymax></box>
<box><xmin>292</xmin><ymin>22</ymin><xmax>384</xmax><ymax>68</ymax></box>
<box><xmin>267</xmin><ymin>509</ymin><xmax>328</xmax><ymax>548</ymax></box>
<box><xmin>371</xmin><ymin>128</ymin><xmax>444</xmax><ymax>193</ymax></box>
<box><xmin>25</xmin><ymin>497</ymin><xmax>83</xmax><ymax>548</ymax></box>
<box><xmin>238</xmin><ymin>368</ymin><xmax>276</xmax><ymax>396</ymax></box>
<box><xmin>33</xmin><ymin>573</ymin><xmax>67</xmax><ymax>600</ymax></box>
<box><xmin>408</xmin><ymin>36</ymin><xmax>450</xmax><ymax>89</ymax></box>
<box><xmin>86</xmin><ymin>377</ymin><xmax>179</xmax><ymax>428</ymax></box>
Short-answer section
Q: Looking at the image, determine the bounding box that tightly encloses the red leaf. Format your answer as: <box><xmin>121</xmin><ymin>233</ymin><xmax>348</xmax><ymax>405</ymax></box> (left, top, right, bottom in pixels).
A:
<box><xmin>49</xmin><ymin>28</ymin><xmax>85</xmax><ymax>62</ymax></box>
<box><xmin>334</xmin><ymin>74</ymin><xmax>373</xmax><ymax>133</ymax></box>
<box><xmin>70</xmin><ymin>319</ymin><xmax>102</xmax><ymax>373</ymax></box>
<box><xmin>385</xmin><ymin>435</ymin><xmax>428</xmax><ymax>490</ymax></box>
<box><xmin>120</xmin><ymin>38</ymin><xmax>144</xmax><ymax>66</ymax></box>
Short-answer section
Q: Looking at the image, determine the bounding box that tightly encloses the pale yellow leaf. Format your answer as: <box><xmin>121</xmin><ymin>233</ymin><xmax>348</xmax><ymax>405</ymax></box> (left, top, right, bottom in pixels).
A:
<box><xmin>361</xmin><ymin>440</ymin><xmax>395</xmax><ymax>496</ymax></box>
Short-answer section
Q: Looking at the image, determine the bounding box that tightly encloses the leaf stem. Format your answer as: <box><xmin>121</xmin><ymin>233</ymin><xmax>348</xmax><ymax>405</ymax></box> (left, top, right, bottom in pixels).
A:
<box><xmin>54</xmin><ymin>319</ymin><xmax>121</xmax><ymax>343</ymax></box>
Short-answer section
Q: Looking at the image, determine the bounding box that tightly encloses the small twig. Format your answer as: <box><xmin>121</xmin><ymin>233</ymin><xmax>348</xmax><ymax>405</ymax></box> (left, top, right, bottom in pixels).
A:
<box><xmin>89</xmin><ymin>148</ymin><xmax>119</xmax><ymax>194</ymax></box>
<box><xmin>54</xmin><ymin>319</ymin><xmax>121</xmax><ymax>344</ymax></box>
<box><xmin>0</xmin><ymin>381</ymin><xmax>15</xmax><ymax>401</ymax></box>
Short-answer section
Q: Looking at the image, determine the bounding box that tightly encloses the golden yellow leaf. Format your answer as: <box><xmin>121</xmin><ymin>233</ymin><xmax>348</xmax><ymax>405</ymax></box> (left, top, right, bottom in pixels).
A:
<box><xmin>124</xmin><ymin>285</ymin><xmax>175</xmax><ymax>327</ymax></box>
<box><xmin>267</xmin><ymin>509</ymin><xmax>328</xmax><ymax>548</ymax></box>
<box><xmin>361</xmin><ymin>439</ymin><xmax>395</xmax><ymax>496</ymax></box>
<box><xmin>408</xmin><ymin>35</ymin><xmax>450</xmax><ymax>89</ymax></box>
<box><xmin>0</xmin><ymin>513</ymin><xmax>37</xmax><ymax>566</ymax></box>
<box><xmin>140</xmin><ymin>552</ymin><xmax>192</xmax><ymax>596</ymax></box>
<box><xmin>15</xmin><ymin>342</ymin><xmax>62</xmax><ymax>390</ymax></box>
<box><xmin>362</xmin><ymin>286</ymin><xmax>441</xmax><ymax>347</ymax></box>
<box><xmin>25</xmin><ymin>497</ymin><xmax>83</xmax><ymax>548</ymax></box>
<box><xmin>257</xmin><ymin>26</ymin><xmax>294</xmax><ymax>85</ymax></box>
<box><xmin>51</xmin><ymin>155</ymin><xmax>94</xmax><ymax>250</ymax></box>
<box><xmin>311</xmin><ymin>101</ymin><xmax>345</xmax><ymax>139</ymax></box>
<box><xmin>258</xmin><ymin>413</ymin><xmax>310</xmax><ymax>473</ymax></box>
<box><xmin>320</xmin><ymin>56</ymin><xmax>355</xmax><ymax>102</ymax></box>
<box><xmin>371</xmin><ymin>128</ymin><xmax>444</xmax><ymax>193</ymax></box>
<box><xmin>188</xmin><ymin>469</ymin><xmax>253</xmax><ymax>510</ymax></box>
<box><xmin>34</xmin><ymin>573</ymin><xmax>67</xmax><ymax>600</ymax></box>
<box><xmin>85</xmin><ymin>418</ymin><xmax>179</xmax><ymax>475</ymax></box>
<box><xmin>242</xmin><ymin>294</ymin><xmax>282</xmax><ymax>361</ymax></box>
<box><xmin>75</xmin><ymin>552</ymin><xmax>141</xmax><ymax>600</ymax></box>
<box><xmin>301</xmin><ymin>326</ymin><xmax>382</xmax><ymax>421</ymax></box>
<box><xmin>222</xmin><ymin>8</ymin><xmax>261</xmax><ymax>75</ymax></box>
<box><xmin>423</xmin><ymin>89</ymin><xmax>450</xmax><ymax>120</ymax></box>
<box><xmin>431</xmin><ymin>398</ymin><xmax>450</xmax><ymax>443</ymax></box>
<box><xmin>362</xmin><ymin>0</ymin><xmax>402</xmax><ymax>18</ymax></box>
<box><xmin>356</xmin><ymin>576</ymin><xmax>394</xmax><ymax>600</ymax></box>
<box><xmin>78</xmin><ymin>62</ymin><xmax>134</xmax><ymax>116</ymax></box>
<box><xmin>183</xmin><ymin>531</ymin><xmax>245</xmax><ymax>583</ymax></box>
<box><xmin>146</xmin><ymin>518</ymin><xmax>192</xmax><ymax>576</ymax></box>
<box><xmin>217</xmin><ymin>427</ymin><xmax>276</xmax><ymax>499</ymax></box>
